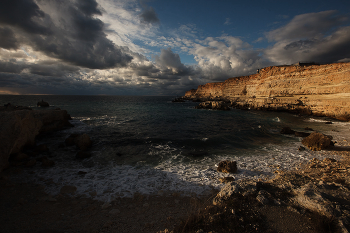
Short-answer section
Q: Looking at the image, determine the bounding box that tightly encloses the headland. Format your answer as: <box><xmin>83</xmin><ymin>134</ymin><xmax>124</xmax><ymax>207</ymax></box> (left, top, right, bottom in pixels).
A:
<box><xmin>183</xmin><ymin>62</ymin><xmax>350</xmax><ymax>121</ymax></box>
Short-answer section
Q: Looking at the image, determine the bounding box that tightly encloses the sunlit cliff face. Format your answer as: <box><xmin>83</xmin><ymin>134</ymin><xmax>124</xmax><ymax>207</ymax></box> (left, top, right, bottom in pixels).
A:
<box><xmin>185</xmin><ymin>62</ymin><xmax>350</xmax><ymax>121</ymax></box>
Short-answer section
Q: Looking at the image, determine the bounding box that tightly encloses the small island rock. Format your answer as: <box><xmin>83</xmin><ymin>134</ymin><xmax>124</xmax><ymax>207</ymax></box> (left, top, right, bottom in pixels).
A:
<box><xmin>217</xmin><ymin>160</ymin><xmax>237</xmax><ymax>173</ymax></box>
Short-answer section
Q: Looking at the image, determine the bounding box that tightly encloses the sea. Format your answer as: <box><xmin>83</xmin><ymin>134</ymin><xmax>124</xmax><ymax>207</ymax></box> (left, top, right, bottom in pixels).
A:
<box><xmin>1</xmin><ymin>95</ymin><xmax>349</xmax><ymax>201</ymax></box>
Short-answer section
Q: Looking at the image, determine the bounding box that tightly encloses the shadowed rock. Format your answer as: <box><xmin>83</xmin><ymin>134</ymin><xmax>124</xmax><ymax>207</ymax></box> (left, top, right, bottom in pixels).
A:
<box><xmin>301</xmin><ymin>132</ymin><xmax>333</xmax><ymax>151</ymax></box>
<box><xmin>217</xmin><ymin>160</ymin><xmax>237</xmax><ymax>173</ymax></box>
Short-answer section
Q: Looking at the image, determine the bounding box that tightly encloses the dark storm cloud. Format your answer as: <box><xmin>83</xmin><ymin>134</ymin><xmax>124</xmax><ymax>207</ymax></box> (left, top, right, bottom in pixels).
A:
<box><xmin>29</xmin><ymin>63</ymin><xmax>79</xmax><ymax>77</ymax></box>
<box><xmin>265</xmin><ymin>11</ymin><xmax>350</xmax><ymax>64</ymax></box>
<box><xmin>139</xmin><ymin>6</ymin><xmax>160</xmax><ymax>24</ymax></box>
<box><xmin>0</xmin><ymin>0</ymin><xmax>132</xmax><ymax>69</ymax></box>
<box><xmin>0</xmin><ymin>27</ymin><xmax>19</xmax><ymax>49</ymax></box>
<box><xmin>0</xmin><ymin>60</ymin><xmax>26</xmax><ymax>74</ymax></box>
<box><xmin>0</xmin><ymin>0</ymin><xmax>51</xmax><ymax>35</ymax></box>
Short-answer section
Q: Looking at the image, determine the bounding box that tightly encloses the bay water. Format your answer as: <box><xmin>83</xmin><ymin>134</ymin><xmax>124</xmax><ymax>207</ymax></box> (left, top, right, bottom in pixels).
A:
<box><xmin>1</xmin><ymin>95</ymin><xmax>348</xmax><ymax>201</ymax></box>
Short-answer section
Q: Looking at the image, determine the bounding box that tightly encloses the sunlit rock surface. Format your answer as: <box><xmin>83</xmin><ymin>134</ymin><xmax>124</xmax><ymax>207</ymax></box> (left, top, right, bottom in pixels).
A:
<box><xmin>185</xmin><ymin>62</ymin><xmax>350</xmax><ymax>121</ymax></box>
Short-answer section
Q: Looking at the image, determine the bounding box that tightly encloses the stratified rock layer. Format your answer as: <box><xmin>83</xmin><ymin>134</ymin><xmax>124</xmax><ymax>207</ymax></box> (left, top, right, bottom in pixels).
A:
<box><xmin>0</xmin><ymin>108</ymin><xmax>72</xmax><ymax>171</ymax></box>
<box><xmin>184</xmin><ymin>62</ymin><xmax>350</xmax><ymax>121</ymax></box>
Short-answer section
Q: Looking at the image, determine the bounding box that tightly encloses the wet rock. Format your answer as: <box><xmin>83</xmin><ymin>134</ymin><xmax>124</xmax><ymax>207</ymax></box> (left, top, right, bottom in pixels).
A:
<box><xmin>65</xmin><ymin>133</ymin><xmax>92</xmax><ymax>151</ymax></box>
<box><xmin>37</xmin><ymin>100</ymin><xmax>49</xmax><ymax>107</ymax></box>
<box><xmin>294</xmin><ymin>131</ymin><xmax>311</xmax><ymax>137</ymax></box>
<box><xmin>280</xmin><ymin>127</ymin><xmax>295</xmax><ymax>134</ymax></box>
<box><xmin>195</xmin><ymin>101</ymin><xmax>230</xmax><ymax>110</ymax></box>
<box><xmin>301</xmin><ymin>132</ymin><xmax>333</xmax><ymax>151</ymax></box>
<box><xmin>217</xmin><ymin>160</ymin><xmax>237</xmax><ymax>173</ymax></box>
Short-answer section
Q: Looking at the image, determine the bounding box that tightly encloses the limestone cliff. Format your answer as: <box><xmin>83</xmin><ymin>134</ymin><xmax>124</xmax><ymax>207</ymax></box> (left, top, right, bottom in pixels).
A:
<box><xmin>184</xmin><ymin>62</ymin><xmax>350</xmax><ymax>121</ymax></box>
<box><xmin>0</xmin><ymin>107</ymin><xmax>72</xmax><ymax>171</ymax></box>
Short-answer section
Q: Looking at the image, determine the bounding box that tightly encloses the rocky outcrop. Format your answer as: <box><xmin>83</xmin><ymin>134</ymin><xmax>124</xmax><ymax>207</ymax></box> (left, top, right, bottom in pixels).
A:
<box><xmin>195</xmin><ymin>101</ymin><xmax>230</xmax><ymax>110</ymax></box>
<box><xmin>217</xmin><ymin>160</ymin><xmax>237</xmax><ymax>173</ymax></box>
<box><xmin>184</xmin><ymin>62</ymin><xmax>350</xmax><ymax>121</ymax></box>
<box><xmin>37</xmin><ymin>100</ymin><xmax>49</xmax><ymax>107</ymax></box>
<box><xmin>0</xmin><ymin>108</ymin><xmax>73</xmax><ymax>171</ymax></box>
<box><xmin>301</xmin><ymin>132</ymin><xmax>333</xmax><ymax>151</ymax></box>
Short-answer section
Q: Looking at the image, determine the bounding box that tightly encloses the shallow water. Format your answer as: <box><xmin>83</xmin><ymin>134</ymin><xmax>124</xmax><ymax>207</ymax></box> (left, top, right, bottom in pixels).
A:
<box><xmin>1</xmin><ymin>95</ymin><xmax>348</xmax><ymax>201</ymax></box>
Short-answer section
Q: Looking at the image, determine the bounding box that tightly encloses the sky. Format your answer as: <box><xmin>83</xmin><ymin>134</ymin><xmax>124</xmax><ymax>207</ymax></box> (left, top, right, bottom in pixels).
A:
<box><xmin>0</xmin><ymin>0</ymin><xmax>350</xmax><ymax>96</ymax></box>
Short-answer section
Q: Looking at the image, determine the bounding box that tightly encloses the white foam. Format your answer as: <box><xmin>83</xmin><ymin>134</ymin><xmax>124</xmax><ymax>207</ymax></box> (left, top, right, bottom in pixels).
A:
<box><xmin>10</xmin><ymin>118</ymin><xmax>350</xmax><ymax>202</ymax></box>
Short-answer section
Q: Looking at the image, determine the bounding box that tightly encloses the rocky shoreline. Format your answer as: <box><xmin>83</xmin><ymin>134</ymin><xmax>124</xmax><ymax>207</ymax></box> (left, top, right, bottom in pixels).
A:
<box><xmin>1</xmin><ymin>103</ymin><xmax>350</xmax><ymax>232</ymax></box>
<box><xmin>0</xmin><ymin>104</ymin><xmax>74</xmax><ymax>172</ymax></box>
<box><xmin>168</xmin><ymin>133</ymin><xmax>350</xmax><ymax>233</ymax></box>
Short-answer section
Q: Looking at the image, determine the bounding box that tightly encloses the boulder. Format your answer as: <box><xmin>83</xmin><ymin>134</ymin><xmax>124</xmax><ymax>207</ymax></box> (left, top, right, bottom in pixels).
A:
<box><xmin>195</xmin><ymin>101</ymin><xmax>230</xmax><ymax>110</ymax></box>
<box><xmin>37</xmin><ymin>100</ymin><xmax>49</xmax><ymax>107</ymax></box>
<box><xmin>0</xmin><ymin>108</ymin><xmax>73</xmax><ymax>172</ymax></box>
<box><xmin>217</xmin><ymin>160</ymin><xmax>237</xmax><ymax>173</ymax></box>
<box><xmin>65</xmin><ymin>133</ymin><xmax>92</xmax><ymax>151</ymax></box>
<box><xmin>280</xmin><ymin>127</ymin><xmax>295</xmax><ymax>134</ymax></box>
<box><xmin>301</xmin><ymin>132</ymin><xmax>333</xmax><ymax>151</ymax></box>
<box><xmin>75</xmin><ymin>134</ymin><xmax>92</xmax><ymax>151</ymax></box>
<box><xmin>294</xmin><ymin>131</ymin><xmax>311</xmax><ymax>137</ymax></box>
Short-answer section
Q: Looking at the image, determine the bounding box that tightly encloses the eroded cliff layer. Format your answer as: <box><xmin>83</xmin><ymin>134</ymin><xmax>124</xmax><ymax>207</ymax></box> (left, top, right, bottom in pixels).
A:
<box><xmin>184</xmin><ymin>62</ymin><xmax>350</xmax><ymax>121</ymax></box>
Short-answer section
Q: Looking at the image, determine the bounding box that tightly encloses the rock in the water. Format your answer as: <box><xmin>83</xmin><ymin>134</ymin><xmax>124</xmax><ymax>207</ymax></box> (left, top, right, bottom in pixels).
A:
<box><xmin>65</xmin><ymin>133</ymin><xmax>92</xmax><ymax>151</ymax></box>
<box><xmin>37</xmin><ymin>100</ymin><xmax>49</xmax><ymax>107</ymax></box>
<box><xmin>301</xmin><ymin>132</ymin><xmax>332</xmax><ymax>151</ymax></box>
<box><xmin>195</xmin><ymin>101</ymin><xmax>230</xmax><ymax>110</ymax></box>
<box><xmin>217</xmin><ymin>160</ymin><xmax>237</xmax><ymax>173</ymax></box>
<box><xmin>280</xmin><ymin>127</ymin><xmax>295</xmax><ymax>134</ymax></box>
<box><xmin>294</xmin><ymin>131</ymin><xmax>310</xmax><ymax>137</ymax></box>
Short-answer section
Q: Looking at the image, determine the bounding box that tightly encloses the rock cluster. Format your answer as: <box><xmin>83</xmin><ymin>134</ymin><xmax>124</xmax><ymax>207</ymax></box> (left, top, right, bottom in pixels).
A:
<box><xmin>195</xmin><ymin>101</ymin><xmax>230</xmax><ymax>110</ymax></box>
<box><xmin>217</xmin><ymin>160</ymin><xmax>237</xmax><ymax>173</ymax></box>
<box><xmin>210</xmin><ymin>156</ymin><xmax>350</xmax><ymax>232</ymax></box>
<box><xmin>301</xmin><ymin>132</ymin><xmax>333</xmax><ymax>151</ymax></box>
<box><xmin>65</xmin><ymin>133</ymin><xmax>93</xmax><ymax>159</ymax></box>
<box><xmin>0</xmin><ymin>106</ymin><xmax>73</xmax><ymax>172</ymax></box>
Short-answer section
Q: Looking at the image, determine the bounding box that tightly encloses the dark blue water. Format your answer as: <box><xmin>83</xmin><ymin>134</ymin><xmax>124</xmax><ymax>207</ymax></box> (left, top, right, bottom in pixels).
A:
<box><xmin>1</xmin><ymin>95</ymin><xmax>342</xmax><ymax>199</ymax></box>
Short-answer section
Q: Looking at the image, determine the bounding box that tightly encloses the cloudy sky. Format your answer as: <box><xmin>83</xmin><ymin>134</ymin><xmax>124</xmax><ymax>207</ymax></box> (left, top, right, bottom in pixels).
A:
<box><xmin>0</xmin><ymin>0</ymin><xmax>350</xmax><ymax>95</ymax></box>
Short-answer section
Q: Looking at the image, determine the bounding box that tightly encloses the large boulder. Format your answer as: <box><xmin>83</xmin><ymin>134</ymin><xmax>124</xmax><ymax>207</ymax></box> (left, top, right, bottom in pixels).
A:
<box><xmin>37</xmin><ymin>100</ymin><xmax>49</xmax><ymax>107</ymax></box>
<box><xmin>217</xmin><ymin>160</ymin><xmax>237</xmax><ymax>173</ymax></box>
<box><xmin>0</xmin><ymin>110</ymin><xmax>42</xmax><ymax>171</ymax></box>
<box><xmin>0</xmin><ymin>108</ymin><xmax>73</xmax><ymax>172</ymax></box>
<box><xmin>65</xmin><ymin>133</ymin><xmax>92</xmax><ymax>151</ymax></box>
<box><xmin>301</xmin><ymin>132</ymin><xmax>333</xmax><ymax>151</ymax></box>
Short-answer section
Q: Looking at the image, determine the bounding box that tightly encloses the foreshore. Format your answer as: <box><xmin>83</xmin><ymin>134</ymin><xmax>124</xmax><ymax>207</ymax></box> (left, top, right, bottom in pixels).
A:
<box><xmin>1</xmin><ymin>105</ymin><xmax>350</xmax><ymax>232</ymax></box>
<box><xmin>1</xmin><ymin>128</ymin><xmax>349</xmax><ymax>233</ymax></box>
